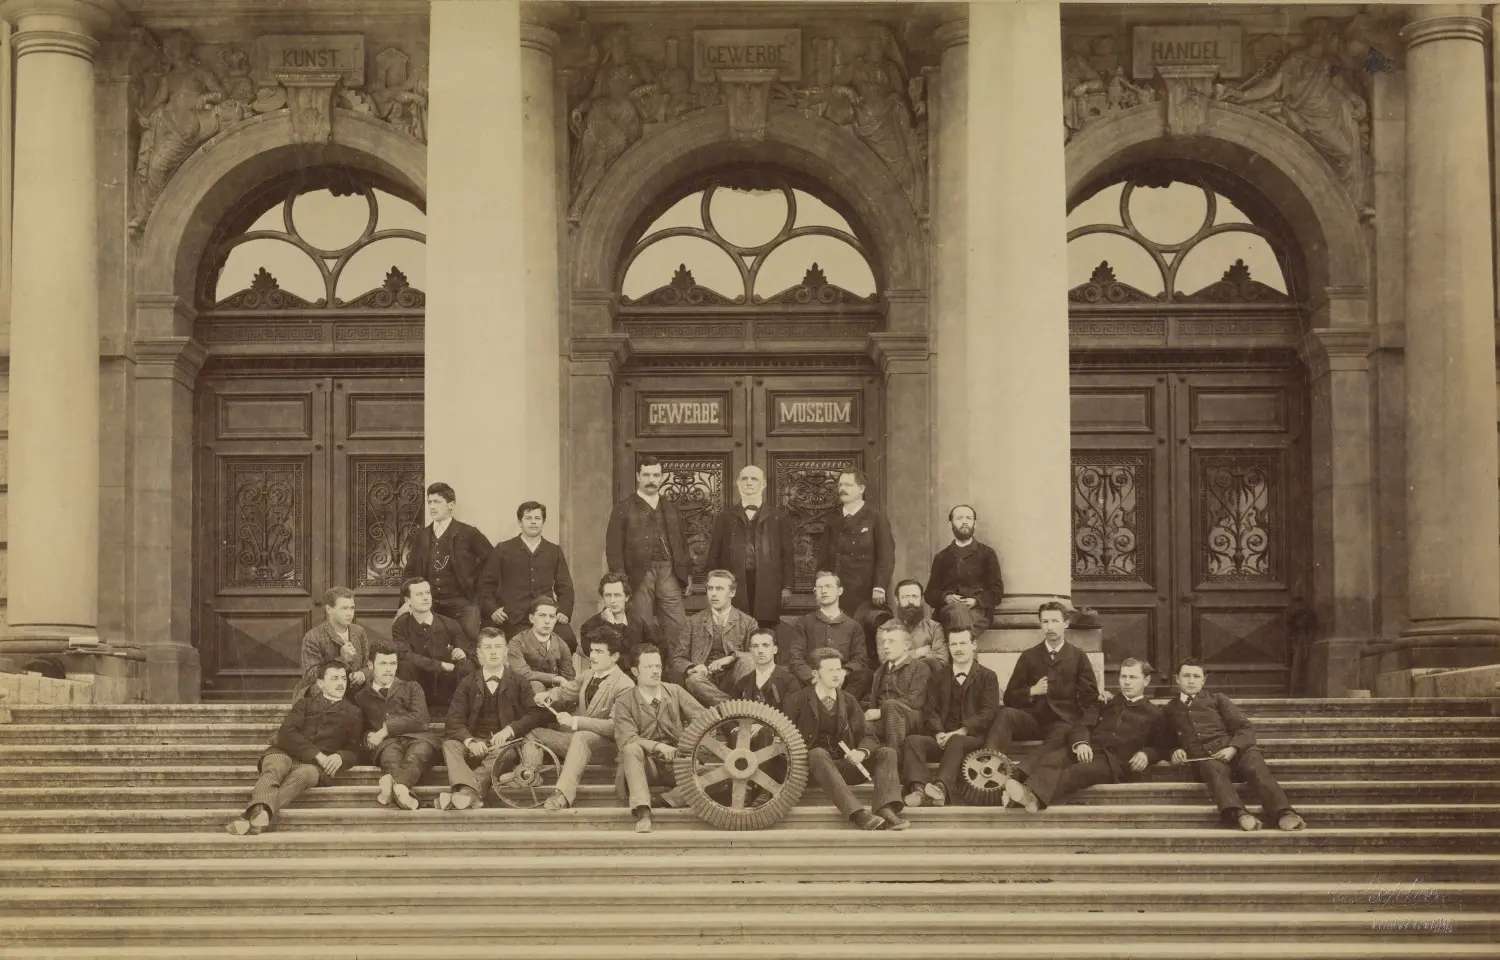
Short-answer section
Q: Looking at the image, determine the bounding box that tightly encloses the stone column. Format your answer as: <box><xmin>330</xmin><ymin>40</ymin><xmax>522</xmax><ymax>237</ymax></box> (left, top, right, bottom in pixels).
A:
<box><xmin>1393</xmin><ymin>6</ymin><xmax>1500</xmax><ymax>682</ymax></box>
<box><xmin>426</xmin><ymin>0</ymin><xmax>529</xmax><ymax>540</ymax></box>
<box><xmin>929</xmin><ymin>19</ymin><xmax>969</xmax><ymax>539</ymax></box>
<box><xmin>0</xmin><ymin>0</ymin><xmax>117</xmax><ymax>650</ymax></box>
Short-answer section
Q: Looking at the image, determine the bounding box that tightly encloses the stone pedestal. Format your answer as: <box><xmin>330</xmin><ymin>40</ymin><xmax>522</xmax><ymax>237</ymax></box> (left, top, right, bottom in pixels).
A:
<box><xmin>966</xmin><ymin>2</ymin><xmax>1073</xmax><ymax>629</ymax></box>
<box><xmin>1392</xmin><ymin>8</ymin><xmax>1500</xmax><ymax>682</ymax></box>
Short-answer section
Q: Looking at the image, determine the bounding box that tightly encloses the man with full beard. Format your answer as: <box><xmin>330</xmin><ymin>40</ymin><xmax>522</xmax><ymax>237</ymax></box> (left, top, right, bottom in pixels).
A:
<box><xmin>924</xmin><ymin>504</ymin><xmax>1004</xmax><ymax>634</ymax></box>
<box><xmin>892</xmin><ymin>579</ymin><xmax>949</xmax><ymax>664</ymax></box>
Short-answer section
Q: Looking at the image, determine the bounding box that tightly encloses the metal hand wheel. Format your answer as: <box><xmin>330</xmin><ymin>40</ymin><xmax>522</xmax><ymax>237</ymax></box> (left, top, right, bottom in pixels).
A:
<box><xmin>488</xmin><ymin>737</ymin><xmax>564</xmax><ymax>808</ymax></box>
<box><xmin>956</xmin><ymin>747</ymin><xmax>1019</xmax><ymax>806</ymax></box>
<box><xmin>672</xmin><ymin>699</ymin><xmax>809</xmax><ymax>830</ymax></box>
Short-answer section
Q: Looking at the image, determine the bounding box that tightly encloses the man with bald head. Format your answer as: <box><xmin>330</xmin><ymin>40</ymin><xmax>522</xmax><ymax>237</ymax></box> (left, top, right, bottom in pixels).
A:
<box><xmin>706</xmin><ymin>464</ymin><xmax>795</xmax><ymax>628</ymax></box>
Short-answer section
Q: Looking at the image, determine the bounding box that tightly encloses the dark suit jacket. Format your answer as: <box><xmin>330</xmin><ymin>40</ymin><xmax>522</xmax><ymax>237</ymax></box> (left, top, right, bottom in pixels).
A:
<box><xmin>1002</xmin><ymin>641</ymin><xmax>1099</xmax><ymax>725</ymax></box>
<box><xmin>924</xmin><ymin>540</ymin><xmax>1004</xmax><ymax>614</ymax></box>
<box><xmin>262</xmin><ymin>693</ymin><xmax>364</xmax><ymax>773</ymax></box>
<box><xmin>390</xmin><ymin>611</ymin><xmax>471</xmax><ymax>679</ymax></box>
<box><xmin>579</xmin><ymin>611</ymin><xmax>657</xmax><ymax>655</ymax></box>
<box><xmin>923</xmin><ymin>661</ymin><xmax>1001</xmax><ymax>737</ymax></box>
<box><xmin>478</xmin><ymin>535</ymin><xmax>576</xmax><ymax>624</ymax></box>
<box><xmin>783</xmin><ymin>684</ymin><xmax>879</xmax><ymax>755</ymax></box>
<box><xmin>1069</xmin><ymin>696</ymin><xmax>1167</xmax><ymax>772</ymax></box>
<box><xmin>816</xmin><ymin>503</ymin><xmax>894</xmax><ymax>604</ymax></box>
<box><xmin>443</xmin><ymin>668</ymin><xmax>549</xmax><ymax>743</ymax></box>
<box><xmin>730</xmin><ymin>664</ymin><xmax>802</xmax><ymax>710</ymax></box>
<box><xmin>606</xmin><ymin>493</ymin><xmax>693</xmax><ymax>588</ymax></box>
<box><xmin>403</xmin><ymin>519</ymin><xmax>493</xmax><ymax>602</ymax></box>
<box><xmin>865</xmin><ymin>656</ymin><xmax>932</xmax><ymax>716</ymax></box>
<box><xmin>1161</xmin><ymin>692</ymin><xmax>1259</xmax><ymax>758</ymax></box>
<box><xmin>705</xmin><ymin>503</ymin><xmax>795</xmax><ymax>622</ymax></box>
<box><xmin>353</xmin><ymin>678</ymin><xmax>441</xmax><ymax>760</ymax></box>
<box><xmin>788</xmin><ymin>611</ymin><xmax>868</xmax><ymax>685</ymax></box>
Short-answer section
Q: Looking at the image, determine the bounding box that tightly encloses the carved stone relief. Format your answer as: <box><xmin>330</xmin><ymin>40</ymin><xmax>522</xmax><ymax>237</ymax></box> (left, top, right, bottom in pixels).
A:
<box><xmin>1061</xmin><ymin>33</ymin><xmax>1157</xmax><ymax>142</ymax></box>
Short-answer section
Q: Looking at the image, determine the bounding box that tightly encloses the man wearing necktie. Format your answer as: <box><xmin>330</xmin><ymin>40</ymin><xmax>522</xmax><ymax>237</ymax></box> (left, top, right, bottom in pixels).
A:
<box><xmin>902</xmin><ymin>629</ymin><xmax>1000</xmax><ymax>807</ymax></box>
<box><xmin>985</xmin><ymin>602</ymin><xmax>1099</xmax><ymax>758</ymax></box>
<box><xmin>706</xmin><ymin>466</ymin><xmax>795</xmax><ymax>628</ymax></box>
<box><xmin>610</xmin><ymin>644</ymin><xmax>707</xmax><ymax>833</ymax></box>
<box><xmin>437</xmin><ymin>628</ymin><xmax>550</xmax><ymax>811</ymax></box>
<box><xmin>354</xmin><ymin>641</ymin><xmax>441</xmax><ymax>811</ymax></box>
<box><xmin>527</xmin><ymin>624</ymin><xmax>636</xmax><ymax>811</ymax></box>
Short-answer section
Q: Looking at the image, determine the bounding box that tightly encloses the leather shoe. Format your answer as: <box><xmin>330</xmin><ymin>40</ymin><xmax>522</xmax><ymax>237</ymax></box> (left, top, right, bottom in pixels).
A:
<box><xmin>1236</xmin><ymin>812</ymin><xmax>1263</xmax><ymax>832</ymax></box>
<box><xmin>1277</xmin><ymin>811</ymin><xmax>1305</xmax><ymax>832</ymax></box>
<box><xmin>876</xmin><ymin>805</ymin><xmax>910</xmax><ymax>831</ymax></box>
<box><xmin>634</xmin><ymin>809</ymin><xmax>653</xmax><ymax>834</ymax></box>
<box><xmin>851</xmin><ymin>809</ymin><xmax>884</xmax><ymax>831</ymax></box>
<box><xmin>542</xmin><ymin>792</ymin><xmax>570</xmax><ymax>811</ymax></box>
<box><xmin>1002</xmin><ymin>778</ymin><xmax>1040</xmax><ymax>814</ymax></box>
<box><xmin>903</xmin><ymin>789</ymin><xmax>924</xmax><ymax>808</ymax></box>
<box><xmin>922</xmin><ymin>782</ymin><xmax>947</xmax><ymax>807</ymax></box>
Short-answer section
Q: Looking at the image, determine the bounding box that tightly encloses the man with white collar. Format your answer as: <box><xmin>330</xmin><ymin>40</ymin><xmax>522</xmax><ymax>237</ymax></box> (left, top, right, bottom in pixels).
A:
<box><xmin>863</xmin><ymin>622</ymin><xmax>931</xmax><ymax>748</ymax></box>
<box><xmin>817</xmin><ymin>469</ymin><xmax>895</xmax><ymax>648</ymax></box>
<box><xmin>706</xmin><ymin>465</ymin><xmax>794</xmax><ymax>628</ymax></box>
<box><xmin>902</xmin><ymin>629</ymin><xmax>999</xmax><ymax>807</ymax></box>
<box><xmin>1002</xmin><ymin>658</ymin><xmax>1164</xmax><ymax>812</ymax></box>
<box><xmin>507</xmin><ymin>597</ymin><xmax>576</xmax><ymax>695</ymax></box>
<box><xmin>671</xmin><ymin>569</ymin><xmax>759</xmax><ymax>706</ymax></box>
<box><xmin>579</xmin><ymin>574</ymin><xmax>657</xmax><ymax>672</ymax></box>
<box><xmin>391</xmin><ymin>577</ymin><xmax>470</xmax><ymax>712</ymax></box>
<box><xmin>606</xmin><ymin>456</ymin><xmax>693</xmax><ymax>647</ymax></box>
<box><xmin>438</xmin><ymin>627</ymin><xmax>550</xmax><ymax>811</ymax></box>
<box><xmin>789</xmin><ymin>572</ymin><xmax>872</xmax><ymax>700</ymax></box>
<box><xmin>984</xmin><ymin>602</ymin><xmax>1099</xmax><ymax>758</ymax></box>
<box><xmin>399</xmin><ymin>482</ymin><xmax>493</xmax><ymax>644</ymax></box>
<box><xmin>528</xmin><ymin>623</ymin><xmax>636</xmax><ymax>810</ymax></box>
<box><xmin>730</xmin><ymin>627</ymin><xmax>800</xmax><ymax>710</ymax></box>
<box><xmin>354</xmin><ymin>641</ymin><xmax>440</xmax><ymax>812</ymax></box>
<box><xmin>611</xmin><ymin>644</ymin><xmax>707</xmax><ymax>834</ymax></box>
<box><xmin>479</xmin><ymin>501</ymin><xmax>578</xmax><ymax>654</ymax></box>
<box><xmin>924</xmin><ymin>504</ymin><xmax>1004</xmax><ymax>634</ymax></box>
<box><xmin>292</xmin><ymin>587</ymin><xmax>371</xmax><ymax>701</ymax></box>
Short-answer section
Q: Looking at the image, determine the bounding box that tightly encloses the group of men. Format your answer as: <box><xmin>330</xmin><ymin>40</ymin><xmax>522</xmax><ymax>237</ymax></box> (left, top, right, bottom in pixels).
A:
<box><xmin>233</xmin><ymin>466</ymin><xmax>1306</xmax><ymax>836</ymax></box>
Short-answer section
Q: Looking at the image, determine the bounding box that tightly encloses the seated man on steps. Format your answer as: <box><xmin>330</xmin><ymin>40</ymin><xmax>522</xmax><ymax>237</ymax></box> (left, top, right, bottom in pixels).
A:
<box><xmin>437</xmin><ymin>627</ymin><xmax>550</xmax><ymax>811</ymax></box>
<box><xmin>891</xmin><ymin>579</ymin><xmax>949</xmax><ymax>664</ymax></box>
<box><xmin>1001</xmin><ymin>657</ymin><xmax>1164</xmax><ymax>812</ymax></box>
<box><xmin>390</xmin><ymin>577</ymin><xmax>471</xmax><ymax>713</ymax></box>
<box><xmin>527</xmin><ymin>623</ymin><xmax>636</xmax><ymax>811</ymax></box>
<box><xmin>354</xmin><ymin>641</ymin><xmax>440</xmax><ymax>812</ymax></box>
<box><xmin>1163</xmin><ymin>658</ymin><xmax>1307</xmax><ymax>833</ymax></box>
<box><xmin>730</xmin><ymin>627</ymin><xmax>801</xmax><ymax>710</ymax></box>
<box><xmin>228</xmin><ymin>659</ymin><xmax>364</xmax><ymax>835</ymax></box>
<box><xmin>789</xmin><ymin>572</ymin><xmax>872</xmax><ymax>701</ymax></box>
<box><xmin>863</xmin><ymin>621</ymin><xmax>931</xmax><ymax>749</ymax></box>
<box><xmin>292</xmin><ymin>587</ymin><xmax>371</xmax><ymax>701</ymax></box>
<box><xmin>611</xmin><ymin>643</ymin><xmax>707</xmax><ymax>834</ymax></box>
<box><xmin>984</xmin><ymin>602</ymin><xmax>1099</xmax><ymax>761</ymax></box>
<box><xmin>783</xmin><ymin>647</ymin><xmax>909</xmax><ymax>831</ymax></box>
<box><xmin>902</xmin><ymin>628</ymin><xmax>999</xmax><ymax>808</ymax></box>
<box><xmin>579</xmin><ymin>573</ymin><xmax>658</xmax><ymax>677</ymax></box>
<box><xmin>507</xmin><ymin>597</ymin><xmax>576</xmax><ymax>696</ymax></box>
<box><xmin>671</xmin><ymin>569</ymin><xmax>758</xmax><ymax>706</ymax></box>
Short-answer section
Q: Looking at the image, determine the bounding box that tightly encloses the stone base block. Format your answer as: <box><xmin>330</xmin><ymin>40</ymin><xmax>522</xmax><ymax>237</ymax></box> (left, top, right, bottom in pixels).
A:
<box><xmin>976</xmin><ymin>626</ymin><xmax>1104</xmax><ymax>690</ymax></box>
<box><xmin>143</xmin><ymin>644</ymin><xmax>202</xmax><ymax>704</ymax></box>
<box><xmin>1303</xmin><ymin>636</ymin><xmax>1368</xmax><ymax>697</ymax></box>
<box><xmin>0</xmin><ymin>668</ymin><xmax>145</xmax><ymax>706</ymax></box>
<box><xmin>1372</xmin><ymin>667</ymin><xmax>1445</xmax><ymax>699</ymax></box>
<box><xmin>1365</xmin><ymin>631</ymin><xmax>1500</xmax><ymax>697</ymax></box>
<box><xmin>1410</xmin><ymin>663</ymin><xmax>1500</xmax><ymax>698</ymax></box>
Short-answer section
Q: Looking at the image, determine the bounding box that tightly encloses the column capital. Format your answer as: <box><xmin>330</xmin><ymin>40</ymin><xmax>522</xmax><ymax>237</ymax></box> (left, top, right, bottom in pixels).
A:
<box><xmin>521</xmin><ymin>21</ymin><xmax>560</xmax><ymax>56</ymax></box>
<box><xmin>0</xmin><ymin>0</ymin><xmax>121</xmax><ymax>35</ymax></box>
<box><xmin>1402</xmin><ymin>7</ymin><xmax>1490</xmax><ymax>50</ymax></box>
<box><xmin>933</xmin><ymin>19</ymin><xmax>968</xmax><ymax>52</ymax></box>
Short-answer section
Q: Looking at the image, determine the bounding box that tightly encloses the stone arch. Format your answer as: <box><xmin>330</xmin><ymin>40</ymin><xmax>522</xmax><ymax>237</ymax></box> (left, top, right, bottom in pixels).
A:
<box><xmin>570</xmin><ymin>105</ymin><xmax>926</xmax><ymax>300</ymax></box>
<box><xmin>1065</xmin><ymin>101</ymin><xmax>1370</xmax><ymax>315</ymax></box>
<box><xmin>135</xmin><ymin>110</ymin><xmax>426</xmax><ymax>303</ymax></box>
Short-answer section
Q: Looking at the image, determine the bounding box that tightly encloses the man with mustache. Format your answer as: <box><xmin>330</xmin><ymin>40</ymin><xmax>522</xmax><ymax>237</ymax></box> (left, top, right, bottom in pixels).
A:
<box><xmin>817</xmin><ymin>469</ymin><xmax>895</xmax><ymax>654</ymax></box>
<box><xmin>606</xmin><ymin>456</ymin><xmax>693</xmax><ymax>647</ymax></box>
<box><xmin>892</xmin><ymin>578</ymin><xmax>949</xmax><ymax>664</ymax></box>
<box><xmin>924</xmin><ymin>504</ymin><xmax>1004</xmax><ymax>634</ymax></box>
<box><xmin>398</xmin><ymin>482</ymin><xmax>494</xmax><ymax>645</ymax></box>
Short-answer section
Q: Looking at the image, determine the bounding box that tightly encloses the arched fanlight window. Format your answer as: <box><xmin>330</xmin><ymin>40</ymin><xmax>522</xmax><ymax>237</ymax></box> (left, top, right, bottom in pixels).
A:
<box><xmin>1067</xmin><ymin>180</ymin><xmax>1293</xmax><ymax>304</ymax></box>
<box><xmin>619</xmin><ymin>182</ymin><xmax>878</xmax><ymax>307</ymax></box>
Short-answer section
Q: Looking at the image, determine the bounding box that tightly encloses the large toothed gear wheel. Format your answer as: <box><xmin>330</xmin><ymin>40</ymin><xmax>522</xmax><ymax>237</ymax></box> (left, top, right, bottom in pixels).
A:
<box><xmin>672</xmin><ymin>699</ymin><xmax>809</xmax><ymax>830</ymax></box>
<box><xmin>957</xmin><ymin>748</ymin><xmax>1019</xmax><ymax>806</ymax></box>
<box><xmin>489</xmin><ymin>738</ymin><xmax>565</xmax><ymax>808</ymax></box>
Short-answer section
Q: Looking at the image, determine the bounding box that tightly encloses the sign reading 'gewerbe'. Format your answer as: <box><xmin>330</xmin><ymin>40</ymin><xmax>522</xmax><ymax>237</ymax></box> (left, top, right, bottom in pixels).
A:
<box><xmin>258</xmin><ymin>34</ymin><xmax>366</xmax><ymax>85</ymax></box>
<box><xmin>1131</xmin><ymin>26</ymin><xmax>1243</xmax><ymax>80</ymax></box>
<box><xmin>639</xmin><ymin>396</ymin><xmax>729</xmax><ymax>436</ymax></box>
<box><xmin>693</xmin><ymin>29</ymin><xmax>802</xmax><ymax>83</ymax></box>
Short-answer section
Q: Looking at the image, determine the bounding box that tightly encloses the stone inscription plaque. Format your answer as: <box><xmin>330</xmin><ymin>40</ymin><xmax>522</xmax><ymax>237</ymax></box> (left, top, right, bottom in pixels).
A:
<box><xmin>1131</xmin><ymin>26</ymin><xmax>1243</xmax><ymax>80</ymax></box>
<box><xmin>769</xmin><ymin>392</ymin><xmax>862</xmax><ymax>436</ymax></box>
<box><xmin>693</xmin><ymin>29</ymin><xmax>802</xmax><ymax>83</ymax></box>
<box><xmin>258</xmin><ymin>34</ymin><xmax>366</xmax><ymax>85</ymax></box>
<box><xmin>637</xmin><ymin>394</ymin><xmax>731</xmax><ymax>437</ymax></box>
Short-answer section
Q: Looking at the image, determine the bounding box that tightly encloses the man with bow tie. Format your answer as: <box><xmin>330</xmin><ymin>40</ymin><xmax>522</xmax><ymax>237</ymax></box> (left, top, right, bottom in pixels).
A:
<box><xmin>437</xmin><ymin>627</ymin><xmax>550</xmax><ymax>811</ymax></box>
<box><xmin>901</xmin><ymin>629</ymin><xmax>1000</xmax><ymax>807</ymax></box>
<box><xmin>354</xmin><ymin>641</ymin><xmax>441</xmax><ymax>812</ymax></box>
<box><xmin>706</xmin><ymin>465</ymin><xmax>795</xmax><ymax>628</ymax></box>
<box><xmin>1001</xmin><ymin>658</ymin><xmax>1164</xmax><ymax>812</ymax></box>
<box><xmin>984</xmin><ymin>602</ymin><xmax>1099</xmax><ymax>758</ymax></box>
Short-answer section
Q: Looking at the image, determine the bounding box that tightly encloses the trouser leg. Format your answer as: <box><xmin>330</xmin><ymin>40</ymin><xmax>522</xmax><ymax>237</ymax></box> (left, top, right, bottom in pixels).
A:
<box><xmin>394</xmin><ymin>740</ymin><xmax>437</xmax><ymax>788</ymax></box>
<box><xmin>1196</xmin><ymin>757</ymin><xmax>1247</xmax><ymax>817</ymax></box>
<box><xmin>442</xmin><ymin>739</ymin><xmax>481</xmax><ymax>794</ymax></box>
<box><xmin>436</xmin><ymin>599</ymin><xmax>481</xmax><ymax>645</ymax></box>
<box><xmin>684</xmin><ymin>671</ymin><xmax>730</xmax><ymax>707</ymax></box>
<box><xmin>1042</xmin><ymin>756</ymin><xmax>1114</xmax><ymax>806</ymax></box>
<box><xmin>248</xmin><ymin>753</ymin><xmax>296</xmax><ymax>814</ymax></box>
<box><xmin>807</xmin><ymin>747</ymin><xmax>863</xmax><ymax>818</ymax></box>
<box><xmin>552</xmin><ymin>730</ymin><xmax>603</xmax><ymax>804</ymax></box>
<box><xmin>842</xmin><ymin>664</ymin><xmax>873</xmax><ymax>703</ymax></box>
<box><xmin>935</xmin><ymin>734</ymin><xmax>981</xmax><ymax>795</ymax></box>
<box><xmin>652</xmin><ymin>562</ymin><xmax>688</xmax><ymax>648</ymax></box>
<box><xmin>984</xmin><ymin>707</ymin><xmax>1043</xmax><ymax>753</ymax></box>
<box><xmin>876</xmin><ymin>705</ymin><xmax>917</xmax><ymax>750</ymax></box>
<box><xmin>902</xmin><ymin>735</ymin><xmax>941</xmax><ymax>786</ymax></box>
<box><xmin>1234</xmin><ymin>748</ymin><xmax>1292</xmax><ymax>816</ymax></box>
<box><xmin>868</xmin><ymin>746</ymin><xmax>902</xmax><ymax>812</ymax></box>
<box><xmin>619</xmin><ymin>740</ymin><xmax>653</xmax><ymax>811</ymax></box>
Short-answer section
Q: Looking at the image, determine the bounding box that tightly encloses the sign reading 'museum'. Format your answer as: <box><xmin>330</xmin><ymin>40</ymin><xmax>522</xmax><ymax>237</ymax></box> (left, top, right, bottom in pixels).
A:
<box><xmin>258</xmin><ymin>34</ymin><xmax>367</xmax><ymax>85</ymax></box>
<box><xmin>638</xmin><ymin>395</ymin><xmax>731</xmax><ymax>437</ymax></box>
<box><xmin>770</xmin><ymin>393</ymin><xmax>862</xmax><ymax>435</ymax></box>
<box><xmin>693</xmin><ymin>30</ymin><xmax>802</xmax><ymax>83</ymax></box>
<box><xmin>1131</xmin><ymin>26</ymin><xmax>1243</xmax><ymax>80</ymax></box>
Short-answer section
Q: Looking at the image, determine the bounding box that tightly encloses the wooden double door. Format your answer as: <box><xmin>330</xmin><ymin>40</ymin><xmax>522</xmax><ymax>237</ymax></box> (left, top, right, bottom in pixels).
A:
<box><xmin>195</xmin><ymin>372</ymin><xmax>424</xmax><ymax>699</ymax></box>
<box><xmin>1070</xmin><ymin>366</ymin><xmax>1309</xmax><ymax>695</ymax></box>
<box><xmin>617</xmin><ymin>373</ymin><xmax>882</xmax><ymax>610</ymax></box>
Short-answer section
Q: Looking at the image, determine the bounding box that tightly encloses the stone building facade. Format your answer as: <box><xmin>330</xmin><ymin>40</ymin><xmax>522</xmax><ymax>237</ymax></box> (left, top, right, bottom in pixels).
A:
<box><xmin>0</xmin><ymin>0</ymin><xmax>1495</xmax><ymax>703</ymax></box>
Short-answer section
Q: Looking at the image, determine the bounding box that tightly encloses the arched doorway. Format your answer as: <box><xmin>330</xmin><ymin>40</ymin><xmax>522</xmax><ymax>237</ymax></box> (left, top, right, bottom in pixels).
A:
<box><xmin>192</xmin><ymin>166</ymin><xmax>426</xmax><ymax>699</ymax></box>
<box><xmin>1068</xmin><ymin>168</ymin><xmax>1311</xmax><ymax>695</ymax></box>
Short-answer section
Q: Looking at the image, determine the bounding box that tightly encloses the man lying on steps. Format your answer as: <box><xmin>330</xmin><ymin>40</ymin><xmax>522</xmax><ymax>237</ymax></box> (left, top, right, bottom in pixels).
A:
<box><xmin>354</xmin><ymin>641</ymin><xmax>440</xmax><ymax>812</ymax></box>
<box><xmin>227</xmin><ymin>659</ymin><xmax>363</xmax><ymax>836</ymax></box>
<box><xmin>999</xmin><ymin>657</ymin><xmax>1165</xmax><ymax>812</ymax></box>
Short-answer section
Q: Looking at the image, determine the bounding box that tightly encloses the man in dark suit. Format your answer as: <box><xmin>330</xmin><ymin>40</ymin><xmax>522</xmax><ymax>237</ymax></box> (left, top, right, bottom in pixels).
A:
<box><xmin>985</xmin><ymin>602</ymin><xmax>1100</xmax><ymax>757</ymax></box>
<box><xmin>1002</xmin><ymin>657</ymin><xmax>1164</xmax><ymax>812</ymax></box>
<box><xmin>706</xmin><ymin>465</ymin><xmax>794</xmax><ymax>628</ymax></box>
<box><xmin>400</xmin><ymin>482</ymin><xmax>493</xmax><ymax>644</ymax></box>
<box><xmin>227</xmin><ymin>659</ymin><xmax>364</xmax><ymax>836</ymax></box>
<box><xmin>437</xmin><ymin>627</ymin><xmax>550</xmax><ymax>811</ymax></box>
<box><xmin>863</xmin><ymin>621</ymin><xmax>931</xmax><ymax>748</ymax></box>
<box><xmin>578</xmin><ymin>573</ymin><xmax>658</xmax><ymax>668</ymax></box>
<box><xmin>605</xmin><ymin>456</ymin><xmax>693</xmax><ymax>647</ymax></box>
<box><xmin>354</xmin><ymin>641</ymin><xmax>441</xmax><ymax>812</ymax></box>
<box><xmin>479</xmin><ymin>500</ymin><xmax>577</xmax><ymax>653</ymax></box>
<box><xmin>730</xmin><ymin>628</ymin><xmax>802</xmax><ymax>710</ymax></box>
<box><xmin>1163</xmin><ymin>658</ymin><xmax>1306</xmax><ymax>832</ymax></box>
<box><xmin>789</xmin><ymin>572</ymin><xmax>872</xmax><ymax>700</ymax></box>
<box><xmin>816</xmin><ymin>468</ymin><xmax>895</xmax><ymax>647</ymax></box>
<box><xmin>901</xmin><ymin>628</ymin><xmax>999</xmax><ymax>807</ymax></box>
<box><xmin>783</xmin><ymin>647</ymin><xmax>908</xmax><ymax>830</ymax></box>
<box><xmin>390</xmin><ymin>577</ymin><xmax>470</xmax><ymax>712</ymax></box>
<box><xmin>924</xmin><ymin>504</ymin><xmax>1004</xmax><ymax>633</ymax></box>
